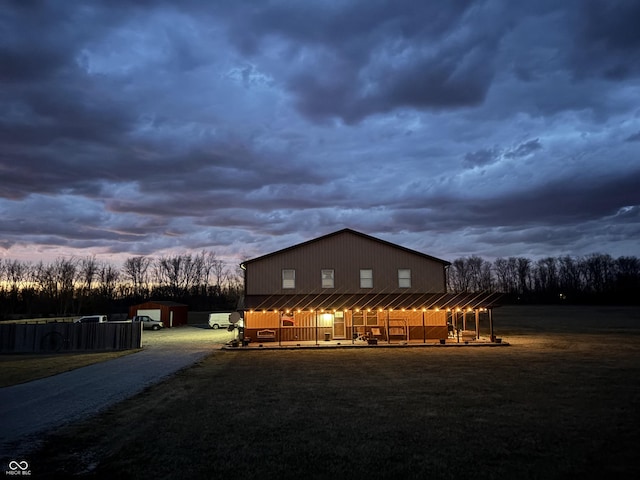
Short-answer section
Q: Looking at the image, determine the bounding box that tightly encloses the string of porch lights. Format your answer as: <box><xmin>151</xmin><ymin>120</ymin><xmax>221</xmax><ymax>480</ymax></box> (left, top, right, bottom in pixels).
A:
<box><xmin>247</xmin><ymin>307</ymin><xmax>489</xmax><ymax>313</ymax></box>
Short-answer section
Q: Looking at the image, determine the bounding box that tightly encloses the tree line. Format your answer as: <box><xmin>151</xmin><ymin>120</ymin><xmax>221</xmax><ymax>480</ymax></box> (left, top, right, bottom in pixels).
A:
<box><xmin>0</xmin><ymin>252</ymin><xmax>243</xmax><ymax>320</ymax></box>
<box><xmin>447</xmin><ymin>253</ymin><xmax>640</xmax><ymax>304</ymax></box>
<box><xmin>2</xmin><ymin>251</ymin><xmax>638</xmax><ymax>319</ymax></box>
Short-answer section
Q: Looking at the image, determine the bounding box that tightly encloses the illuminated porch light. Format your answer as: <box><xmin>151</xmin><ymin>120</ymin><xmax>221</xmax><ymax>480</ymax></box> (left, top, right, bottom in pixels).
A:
<box><xmin>355</xmin><ymin>308</ymin><xmax>360</xmax><ymax>312</ymax></box>
<box><xmin>434</xmin><ymin>307</ymin><xmax>439</xmax><ymax>311</ymax></box>
<box><xmin>456</xmin><ymin>307</ymin><xmax>461</xmax><ymax>312</ymax></box>
<box><xmin>379</xmin><ymin>308</ymin><xmax>383</xmax><ymax>312</ymax></box>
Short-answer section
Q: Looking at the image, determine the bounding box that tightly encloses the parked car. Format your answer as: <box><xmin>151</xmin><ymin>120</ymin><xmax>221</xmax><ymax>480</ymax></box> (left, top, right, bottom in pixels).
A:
<box><xmin>75</xmin><ymin>315</ymin><xmax>108</xmax><ymax>324</ymax></box>
<box><xmin>131</xmin><ymin>315</ymin><xmax>164</xmax><ymax>331</ymax></box>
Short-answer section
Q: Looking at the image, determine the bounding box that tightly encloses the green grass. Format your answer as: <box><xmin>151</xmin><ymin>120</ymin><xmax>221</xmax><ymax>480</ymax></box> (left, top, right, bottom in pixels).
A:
<box><xmin>24</xmin><ymin>306</ymin><xmax>640</xmax><ymax>479</ymax></box>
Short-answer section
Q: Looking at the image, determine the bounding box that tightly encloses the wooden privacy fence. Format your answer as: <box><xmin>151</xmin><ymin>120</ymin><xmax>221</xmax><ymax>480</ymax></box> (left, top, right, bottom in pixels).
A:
<box><xmin>0</xmin><ymin>322</ymin><xmax>143</xmax><ymax>353</ymax></box>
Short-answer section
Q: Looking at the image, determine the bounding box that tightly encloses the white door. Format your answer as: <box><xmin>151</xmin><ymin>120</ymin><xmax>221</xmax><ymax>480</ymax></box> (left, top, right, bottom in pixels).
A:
<box><xmin>137</xmin><ymin>309</ymin><xmax>161</xmax><ymax>321</ymax></box>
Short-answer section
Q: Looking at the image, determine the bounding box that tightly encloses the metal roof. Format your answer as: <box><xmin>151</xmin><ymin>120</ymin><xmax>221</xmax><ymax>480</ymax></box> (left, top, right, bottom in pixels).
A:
<box><xmin>241</xmin><ymin>292</ymin><xmax>502</xmax><ymax>311</ymax></box>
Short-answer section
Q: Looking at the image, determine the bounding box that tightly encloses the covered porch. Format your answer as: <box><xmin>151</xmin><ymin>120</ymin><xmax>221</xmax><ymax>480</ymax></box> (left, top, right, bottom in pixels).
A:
<box><xmin>239</xmin><ymin>292</ymin><xmax>503</xmax><ymax>347</ymax></box>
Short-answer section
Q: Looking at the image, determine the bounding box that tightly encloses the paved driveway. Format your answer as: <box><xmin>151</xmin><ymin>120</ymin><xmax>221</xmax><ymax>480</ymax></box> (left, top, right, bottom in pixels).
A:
<box><xmin>0</xmin><ymin>325</ymin><xmax>234</xmax><ymax>460</ymax></box>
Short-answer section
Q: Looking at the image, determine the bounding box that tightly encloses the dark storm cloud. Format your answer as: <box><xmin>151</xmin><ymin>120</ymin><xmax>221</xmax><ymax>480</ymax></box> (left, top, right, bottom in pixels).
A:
<box><xmin>0</xmin><ymin>0</ymin><xmax>638</xmax><ymax>263</ymax></box>
<box><xmin>573</xmin><ymin>0</ymin><xmax>640</xmax><ymax>80</ymax></box>
<box><xmin>264</xmin><ymin>0</ymin><xmax>497</xmax><ymax>123</ymax></box>
<box><xmin>389</xmin><ymin>167</ymin><xmax>640</xmax><ymax>242</ymax></box>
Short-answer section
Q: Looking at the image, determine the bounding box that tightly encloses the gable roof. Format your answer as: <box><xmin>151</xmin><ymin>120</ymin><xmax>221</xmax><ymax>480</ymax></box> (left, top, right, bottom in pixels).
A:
<box><xmin>241</xmin><ymin>228</ymin><xmax>451</xmax><ymax>267</ymax></box>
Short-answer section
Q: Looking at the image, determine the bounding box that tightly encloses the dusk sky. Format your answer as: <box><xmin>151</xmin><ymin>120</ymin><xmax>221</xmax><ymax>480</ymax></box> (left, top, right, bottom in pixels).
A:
<box><xmin>1</xmin><ymin>0</ymin><xmax>639</xmax><ymax>268</ymax></box>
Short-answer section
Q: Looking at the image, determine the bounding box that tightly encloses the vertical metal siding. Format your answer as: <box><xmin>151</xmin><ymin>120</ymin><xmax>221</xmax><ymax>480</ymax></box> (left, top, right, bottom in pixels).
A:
<box><xmin>245</xmin><ymin>231</ymin><xmax>446</xmax><ymax>295</ymax></box>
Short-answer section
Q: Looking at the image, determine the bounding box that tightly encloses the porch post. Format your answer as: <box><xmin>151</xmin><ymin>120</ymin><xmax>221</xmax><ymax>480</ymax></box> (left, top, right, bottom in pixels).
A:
<box><xmin>387</xmin><ymin>310</ymin><xmax>391</xmax><ymax>344</ymax></box>
<box><xmin>453</xmin><ymin>310</ymin><xmax>458</xmax><ymax>336</ymax></box>
<box><xmin>279</xmin><ymin>311</ymin><xmax>282</xmax><ymax>347</ymax></box>
<box><xmin>315</xmin><ymin>310</ymin><xmax>318</xmax><ymax>346</ymax></box>
<box><xmin>463</xmin><ymin>309</ymin><xmax>467</xmax><ymax>331</ymax></box>
<box><xmin>422</xmin><ymin>309</ymin><xmax>426</xmax><ymax>343</ymax></box>
<box><xmin>488</xmin><ymin>308</ymin><xmax>494</xmax><ymax>342</ymax></box>
<box><xmin>351</xmin><ymin>310</ymin><xmax>355</xmax><ymax>344</ymax></box>
<box><xmin>475</xmin><ymin>309</ymin><xmax>480</xmax><ymax>339</ymax></box>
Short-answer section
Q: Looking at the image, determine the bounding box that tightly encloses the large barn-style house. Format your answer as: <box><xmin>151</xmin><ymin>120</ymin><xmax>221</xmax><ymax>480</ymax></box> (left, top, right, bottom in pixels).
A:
<box><xmin>239</xmin><ymin>229</ymin><xmax>501</xmax><ymax>346</ymax></box>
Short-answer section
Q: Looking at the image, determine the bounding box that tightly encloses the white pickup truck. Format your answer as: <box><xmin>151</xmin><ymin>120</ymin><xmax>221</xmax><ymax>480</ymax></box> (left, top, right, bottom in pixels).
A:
<box><xmin>75</xmin><ymin>315</ymin><xmax>108</xmax><ymax>324</ymax></box>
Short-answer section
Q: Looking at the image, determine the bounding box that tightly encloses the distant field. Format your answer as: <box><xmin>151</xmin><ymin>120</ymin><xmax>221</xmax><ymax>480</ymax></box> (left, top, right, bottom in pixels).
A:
<box><xmin>497</xmin><ymin>304</ymin><xmax>640</xmax><ymax>333</ymax></box>
<box><xmin>26</xmin><ymin>305</ymin><xmax>640</xmax><ymax>479</ymax></box>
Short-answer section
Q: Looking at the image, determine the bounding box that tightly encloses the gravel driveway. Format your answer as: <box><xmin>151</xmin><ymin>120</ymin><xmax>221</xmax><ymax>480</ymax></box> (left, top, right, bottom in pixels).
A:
<box><xmin>0</xmin><ymin>325</ymin><xmax>234</xmax><ymax>460</ymax></box>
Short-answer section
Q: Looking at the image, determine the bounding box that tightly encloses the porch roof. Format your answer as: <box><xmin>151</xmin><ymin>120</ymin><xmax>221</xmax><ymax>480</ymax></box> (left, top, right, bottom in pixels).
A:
<box><xmin>240</xmin><ymin>292</ymin><xmax>502</xmax><ymax>312</ymax></box>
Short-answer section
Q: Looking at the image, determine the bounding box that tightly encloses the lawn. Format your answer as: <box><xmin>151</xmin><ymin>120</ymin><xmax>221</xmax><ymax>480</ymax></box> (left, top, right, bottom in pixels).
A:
<box><xmin>0</xmin><ymin>350</ymin><xmax>139</xmax><ymax>387</ymax></box>
<box><xmin>24</xmin><ymin>305</ymin><xmax>640</xmax><ymax>479</ymax></box>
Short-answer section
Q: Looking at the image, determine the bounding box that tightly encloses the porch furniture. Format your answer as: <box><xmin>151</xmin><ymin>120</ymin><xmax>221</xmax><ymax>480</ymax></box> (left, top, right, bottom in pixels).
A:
<box><xmin>461</xmin><ymin>330</ymin><xmax>476</xmax><ymax>342</ymax></box>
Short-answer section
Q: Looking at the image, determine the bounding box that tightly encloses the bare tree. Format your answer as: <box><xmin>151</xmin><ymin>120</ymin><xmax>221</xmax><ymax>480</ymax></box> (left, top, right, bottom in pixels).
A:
<box><xmin>4</xmin><ymin>259</ymin><xmax>30</xmax><ymax>292</ymax></box>
<box><xmin>212</xmin><ymin>257</ymin><xmax>228</xmax><ymax>295</ymax></box>
<box><xmin>535</xmin><ymin>257</ymin><xmax>558</xmax><ymax>295</ymax></box>
<box><xmin>516</xmin><ymin>257</ymin><xmax>532</xmax><ymax>294</ymax></box>
<box><xmin>79</xmin><ymin>256</ymin><xmax>99</xmax><ymax>293</ymax></box>
<box><xmin>584</xmin><ymin>253</ymin><xmax>615</xmax><ymax>294</ymax></box>
<box><xmin>494</xmin><ymin>257</ymin><xmax>519</xmax><ymax>294</ymax></box>
<box><xmin>32</xmin><ymin>258</ymin><xmax>78</xmax><ymax>315</ymax></box>
<box><xmin>123</xmin><ymin>256</ymin><xmax>151</xmax><ymax>298</ymax></box>
<box><xmin>226</xmin><ymin>264</ymin><xmax>245</xmax><ymax>298</ymax></box>
<box><xmin>448</xmin><ymin>258</ymin><xmax>470</xmax><ymax>293</ymax></box>
<box><xmin>558</xmin><ymin>255</ymin><xmax>584</xmax><ymax>296</ymax></box>
<box><xmin>77</xmin><ymin>256</ymin><xmax>99</xmax><ymax>312</ymax></box>
<box><xmin>467</xmin><ymin>255</ymin><xmax>493</xmax><ymax>291</ymax></box>
<box><xmin>98</xmin><ymin>263</ymin><xmax>120</xmax><ymax>301</ymax></box>
<box><xmin>154</xmin><ymin>254</ymin><xmax>204</xmax><ymax>298</ymax></box>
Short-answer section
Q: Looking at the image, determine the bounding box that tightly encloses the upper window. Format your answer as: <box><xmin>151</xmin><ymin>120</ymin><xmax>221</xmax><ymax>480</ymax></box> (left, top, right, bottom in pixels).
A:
<box><xmin>398</xmin><ymin>269</ymin><xmax>411</xmax><ymax>288</ymax></box>
<box><xmin>282</xmin><ymin>269</ymin><xmax>295</xmax><ymax>289</ymax></box>
<box><xmin>321</xmin><ymin>269</ymin><xmax>335</xmax><ymax>288</ymax></box>
<box><xmin>360</xmin><ymin>269</ymin><xmax>373</xmax><ymax>289</ymax></box>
